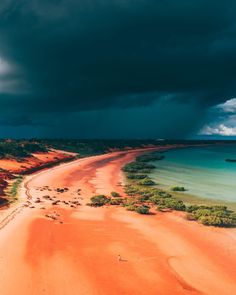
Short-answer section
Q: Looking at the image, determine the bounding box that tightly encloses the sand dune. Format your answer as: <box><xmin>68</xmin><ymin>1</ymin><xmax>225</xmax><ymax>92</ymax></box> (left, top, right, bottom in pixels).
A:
<box><xmin>0</xmin><ymin>148</ymin><xmax>236</xmax><ymax>295</ymax></box>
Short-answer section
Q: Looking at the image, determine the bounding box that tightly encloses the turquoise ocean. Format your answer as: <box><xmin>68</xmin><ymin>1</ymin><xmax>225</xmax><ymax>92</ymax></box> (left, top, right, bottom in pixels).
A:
<box><xmin>150</xmin><ymin>145</ymin><xmax>236</xmax><ymax>203</ymax></box>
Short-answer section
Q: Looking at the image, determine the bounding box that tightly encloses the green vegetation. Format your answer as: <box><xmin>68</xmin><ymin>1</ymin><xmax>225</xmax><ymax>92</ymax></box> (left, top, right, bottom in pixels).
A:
<box><xmin>136</xmin><ymin>153</ymin><xmax>165</xmax><ymax>162</ymax></box>
<box><xmin>7</xmin><ymin>176</ymin><xmax>23</xmax><ymax>202</ymax></box>
<box><xmin>109</xmin><ymin>198</ymin><xmax>124</xmax><ymax>205</ymax></box>
<box><xmin>21</xmin><ymin>156</ymin><xmax>77</xmax><ymax>175</ymax></box>
<box><xmin>0</xmin><ymin>139</ymin><xmax>227</xmax><ymax>160</ymax></box>
<box><xmin>124</xmin><ymin>184</ymin><xmax>155</xmax><ymax>197</ymax></box>
<box><xmin>158</xmin><ymin>191</ymin><xmax>172</xmax><ymax>198</ymax></box>
<box><xmin>124</xmin><ymin>184</ymin><xmax>185</xmax><ymax>211</ymax></box>
<box><xmin>157</xmin><ymin>198</ymin><xmax>186</xmax><ymax>211</ymax></box>
<box><xmin>89</xmin><ymin>195</ymin><xmax>124</xmax><ymax>206</ymax></box>
<box><xmin>34</xmin><ymin>139</ymin><xmax>229</xmax><ymax>157</ymax></box>
<box><xmin>89</xmin><ymin>195</ymin><xmax>110</xmax><ymax>207</ymax></box>
<box><xmin>135</xmin><ymin>205</ymin><xmax>150</xmax><ymax>214</ymax></box>
<box><xmin>127</xmin><ymin>173</ymin><xmax>148</xmax><ymax>179</ymax></box>
<box><xmin>121</xmin><ymin>151</ymin><xmax>236</xmax><ymax>227</ymax></box>
<box><xmin>111</xmin><ymin>191</ymin><xmax>120</xmax><ymax>198</ymax></box>
<box><xmin>124</xmin><ymin>182</ymin><xmax>236</xmax><ymax>226</ymax></box>
<box><xmin>121</xmin><ymin>153</ymin><xmax>160</xmax><ymax>189</ymax></box>
<box><xmin>125</xmin><ymin>204</ymin><xmax>138</xmax><ymax>211</ymax></box>
<box><xmin>0</xmin><ymin>139</ymin><xmax>162</xmax><ymax>161</ymax></box>
<box><xmin>2</xmin><ymin>139</ymin><xmax>234</xmax><ymax>227</ymax></box>
<box><xmin>171</xmin><ymin>186</ymin><xmax>186</xmax><ymax>192</ymax></box>
<box><xmin>122</xmin><ymin>161</ymin><xmax>156</xmax><ymax>173</ymax></box>
<box><xmin>0</xmin><ymin>140</ymin><xmax>47</xmax><ymax>159</ymax></box>
<box><xmin>186</xmin><ymin>205</ymin><xmax>236</xmax><ymax>227</ymax></box>
<box><xmin>138</xmin><ymin>177</ymin><xmax>156</xmax><ymax>186</ymax></box>
<box><xmin>39</xmin><ymin>139</ymin><xmax>168</xmax><ymax>156</ymax></box>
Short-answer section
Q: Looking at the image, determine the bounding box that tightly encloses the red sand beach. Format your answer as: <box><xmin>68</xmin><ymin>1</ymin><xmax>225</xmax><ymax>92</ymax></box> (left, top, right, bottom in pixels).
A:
<box><xmin>0</xmin><ymin>150</ymin><xmax>75</xmax><ymax>173</ymax></box>
<box><xmin>0</xmin><ymin>148</ymin><xmax>236</xmax><ymax>295</ymax></box>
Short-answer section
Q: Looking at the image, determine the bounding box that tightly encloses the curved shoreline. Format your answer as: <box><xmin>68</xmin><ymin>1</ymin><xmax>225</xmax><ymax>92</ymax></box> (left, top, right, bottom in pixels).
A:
<box><xmin>0</xmin><ymin>146</ymin><xmax>235</xmax><ymax>295</ymax></box>
<box><xmin>0</xmin><ymin>147</ymin><xmax>158</xmax><ymax>231</ymax></box>
<box><xmin>149</xmin><ymin>145</ymin><xmax>236</xmax><ymax>210</ymax></box>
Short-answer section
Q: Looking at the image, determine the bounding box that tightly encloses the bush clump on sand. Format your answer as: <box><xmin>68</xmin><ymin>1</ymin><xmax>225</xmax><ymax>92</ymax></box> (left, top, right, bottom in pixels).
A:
<box><xmin>124</xmin><ymin>184</ymin><xmax>185</xmax><ymax>210</ymax></box>
<box><xmin>198</xmin><ymin>215</ymin><xmax>235</xmax><ymax>227</ymax></box>
<box><xmin>135</xmin><ymin>205</ymin><xmax>150</xmax><ymax>214</ymax></box>
<box><xmin>122</xmin><ymin>154</ymin><xmax>236</xmax><ymax>228</ymax></box>
<box><xmin>158</xmin><ymin>191</ymin><xmax>172</xmax><ymax>198</ymax></box>
<box><xmin>185</xmin><ymin>204</ymin><xmax>202</xmax><ymax>213</ymax></box>
<box><xmin>127</xmin><ymin>173</ymin><xmax>148</xmax><ymax>179</ymax></box>
<box><xmin>38</xmin><ymin>139</ymin><xmax>166</xmax><ymax>156</ymax></box>
<box><xmin>138</xmin><ymin>177</ymin><xmax>156</xmax><ymax>186</ymax></box>
<box><xmin>148</xmin><ymin>195</ymin><xmax>162</xmax><ymax>204</ymax></box>
<box><xmin>136</xmin><ymin>153</ymin><xmax>164</xmax><ymax>162</ymax></box>
<box><xmin>171</xmin><ymin>186</ymin><xmax>186</xmax><ymax>192</ymax></box>
<box><xmin>125</xmin><ymin>204</ymin><xmax>138</xmax><ymax>211</ymax></box>
<box><xmin>136</xmin><ymin>195</ymin><xmax>150</xmax><ymax>203</ymax></box>
<box><xmin>124</xmin><ymin>184</ymin><xmax>157</xmax><ymax>198</ymax></box>
<box><xmin>148</xmin><ymin>191</ymin><xmax>172</xmax><ymax>205</ymax></box>
<box><xmin>0</xmin><ymin>141</ymin><xmax>48</xmax><ymax>159</ymax></box>
<box><xmin>124</xmin><ymin>184</ymin><xmax>141</xmax><ymax>196</ymax></box>
<box><xmin>89</xmin><ymin>195</ymin><xmax>110</xmax><ymax>207</ymax></box>
<box><xmin>186</xmin><ymin>205</ymin><xmax>236</xmax><ymax>227</ymax></box>
<box><xmin>156</xmin><ymin>198</ymin><xmax>186</xmax><ymax>211</ymax></box>
<box><xmin>111</xmin><ymin>191</ymin><xmax>120</xmax><ymax>198</ymax></box>
<box><xmin>122</xmin><ymin>161</ymin><xmax>156</xmax><ymax>173</ymax></box>
<box><xmin>8</xmin><ymin>176</ymin><xmax>23</xmax><ymax>202</ymax></box>
<box><xmin>109</xmin><ymin>198</ymin><xmax>124</xmax><ymax>205</ymax></box>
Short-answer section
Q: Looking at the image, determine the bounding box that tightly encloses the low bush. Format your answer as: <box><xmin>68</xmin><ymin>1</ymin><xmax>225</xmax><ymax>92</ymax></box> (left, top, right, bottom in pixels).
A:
<box><xmin>186</xmin><ymin>213</ymin><xmax>197</xmax><ymax>221</ymax></box>
<box><xmin>185</xmin><ymin>205</ymin><xmax>236</xmax><ymax>227</ymax></box>
<box><xmin>123</xmin><ymin>155</ymin><xmax>236</xmax><ymax>228</ymax></box>
<box><xmin>171</xmin><ymin>186</ymin><xmax>186</xmax><ymax>192</ymax></box>
<box><xmin>136</xmin><ymin>153</ymin><xmax>164</xmax><ymax>162</ymax></box>
<box><xmin>109</xmin><ymin>198</ymin><xmax>124</xmax><ymax>205</ymax></box>
<box><xmin>198</xmin><ymin>215</ymin><xmax>235</xmax><ymax>227</ymax></box>
<box><xmin>158</xmin><ymin>191</ymin><xmax>172</xmax><ymax>198</ymax></box>
<box><xmin>8</xmin><ymin>176</ymin><xmax>23</xmax><ymax>202</ymax></box>
<box><xmin>136</xmin><ymin>195</ymin><xmax>150</xmax><ymax>203</ymax></box>
<box><xmin>127</xmin><ymin>174</ymin><xmax>148</xmax><ymax>179</ymax></box>
<box><xmin>0</xmin><ymin>141</ymin><xmax>48</xmax><ymax>159</ymax></box>
<box><xmin>138</xmin><ymin>178</ymin><xmax>156</xmax><ymax>186</ymax></box>
<box><xmin>111</xmin><ymin>191</ymin><xmax>120</xmax><ymax>198</ymax></box>
<box><xmin>149</xmin><ymin>195</ymin><xmax>161</xmax><ymax>204</ymax></box>
<box><xmin>126</xmin><ymin>204</ymin><xmax>138</xmax><ymax>211</ymax></box>
<box><xmin>156</xmin><ymin>198</ymin><xmax>186</xmax><ymax>211</ymax></box>
<box><xmin>124</xmin><ymin>184</ymin><xmax>140</xmax><ymax>196</ymax></box>
<box><xmin>186</xmin><ymin>204</ymin><xmax>202</xmax><ymax>213</ymax></box>
<box><xmin>135</xmin><ymin>205</ymin><xmax>150</xmax><ymax>214</ymax></box>
<box><xmin>122</xmin><ymin>161</ymin><xmax>156</xmax><ymax>173</ymax></box>
<box><xmin>90</xmin><ymin>195</ymin><xmax>110</xmax><ymax>207</ymax></box>
<box><xmin>124</xmin><ymin>184</ymin><xmax>161</xmax><ymax>198</ymax></box>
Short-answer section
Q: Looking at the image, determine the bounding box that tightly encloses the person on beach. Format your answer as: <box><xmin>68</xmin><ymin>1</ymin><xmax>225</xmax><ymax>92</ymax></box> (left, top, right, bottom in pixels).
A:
<box><xmin>118</xmin><ymin>254</ymin><xmax>122</xmax><ymax>262</ymax></box>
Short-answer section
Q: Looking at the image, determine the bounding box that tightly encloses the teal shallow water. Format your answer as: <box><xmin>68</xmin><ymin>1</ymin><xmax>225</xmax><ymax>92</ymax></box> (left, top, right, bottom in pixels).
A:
<box><xmin>150</xmin><ymin>145</ymin><xmax>236</xmax><ymax>202</ymax></box>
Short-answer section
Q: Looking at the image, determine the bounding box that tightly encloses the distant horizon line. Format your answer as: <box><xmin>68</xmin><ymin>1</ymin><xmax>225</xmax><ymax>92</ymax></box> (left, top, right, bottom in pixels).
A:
<box><xmin>0</xmin><ymin>138</ymin><xmax>236</xmax><ymax>142</ymax></box>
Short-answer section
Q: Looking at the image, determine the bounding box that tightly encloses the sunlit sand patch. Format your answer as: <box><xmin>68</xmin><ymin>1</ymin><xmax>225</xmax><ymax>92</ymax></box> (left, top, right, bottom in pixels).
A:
<box><xmin>167</xmin><ymin>256</ymin><xmax>236</xmax><ymax>295</ymax></box>
<box><xmin>107</xmin><ymin>240</ymin><xmax>164</xmax><ymax>284</ymax></box>
<box><xmin>1</xmin><ymin>147</ymin><xmax>236</xmax><ymax>295</ymax></box>
<box><xmin>90</xmin><ymin>168</ymin><xmax>116</xmax><ymax>195</ymax></box>
<box><xmin>71</xmin><ymin>206</ymin><xmax>105</xmax><ymax>221</ymax></box>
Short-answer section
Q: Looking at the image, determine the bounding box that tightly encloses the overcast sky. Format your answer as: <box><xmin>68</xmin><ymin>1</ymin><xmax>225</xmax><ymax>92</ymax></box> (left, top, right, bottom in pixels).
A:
<box><xmin>0</xmin><ymin>0</ymin><xmax>236</xmax><ymax>138</ymax></box>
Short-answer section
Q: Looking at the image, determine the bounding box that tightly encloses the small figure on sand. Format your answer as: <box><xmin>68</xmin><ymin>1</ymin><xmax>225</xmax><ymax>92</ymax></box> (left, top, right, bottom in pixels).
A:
<box><xmin>117</xmin><ymin>254</ymin><xmax>122</xmax><ymax>262</ymax></box>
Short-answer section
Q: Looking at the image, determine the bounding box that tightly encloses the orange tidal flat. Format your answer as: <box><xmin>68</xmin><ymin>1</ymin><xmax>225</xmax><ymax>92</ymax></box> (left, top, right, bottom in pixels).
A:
<box><xmin>0</xmin><ymin>148</ymin><xmax>236</xmax><ymax>295</ymax></box>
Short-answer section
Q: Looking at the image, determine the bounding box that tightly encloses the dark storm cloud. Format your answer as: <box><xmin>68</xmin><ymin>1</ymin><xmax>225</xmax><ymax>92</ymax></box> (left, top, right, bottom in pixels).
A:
<box><xmin>0</xmin><ymin>0</ymin><xmax>236</xmax><ymax>137</ymax></box>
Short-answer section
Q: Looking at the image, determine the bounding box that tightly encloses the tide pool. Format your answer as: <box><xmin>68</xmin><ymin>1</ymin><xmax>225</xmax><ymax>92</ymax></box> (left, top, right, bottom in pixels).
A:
<box><xmin>150</xmin><ymin>145</ymin><xmax>236</xmax><ymax>202</ymax></box>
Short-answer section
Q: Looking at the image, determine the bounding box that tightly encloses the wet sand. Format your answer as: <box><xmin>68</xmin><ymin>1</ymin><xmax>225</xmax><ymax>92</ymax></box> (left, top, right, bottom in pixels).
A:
<box><xmin>0</xmin><ymin>148</ymin><xmax>236</xmax><ymax>295</ymax></box>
